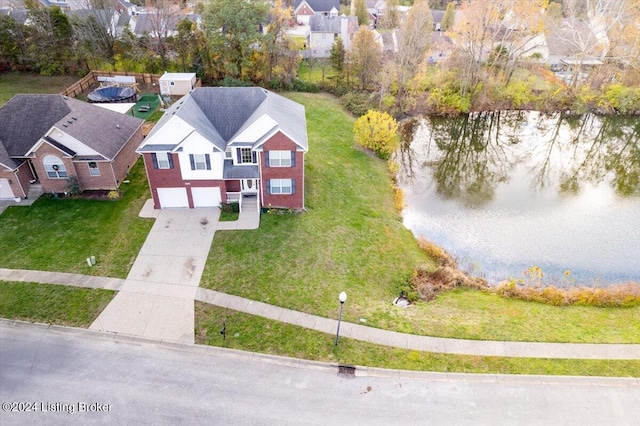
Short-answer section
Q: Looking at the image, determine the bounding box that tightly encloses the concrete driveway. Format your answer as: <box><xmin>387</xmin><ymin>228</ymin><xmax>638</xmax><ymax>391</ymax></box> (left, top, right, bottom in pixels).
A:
<box><xmin>90</xmin><ymin>201</ymin><xmax>220</xmax><ymax>343</ymax></box>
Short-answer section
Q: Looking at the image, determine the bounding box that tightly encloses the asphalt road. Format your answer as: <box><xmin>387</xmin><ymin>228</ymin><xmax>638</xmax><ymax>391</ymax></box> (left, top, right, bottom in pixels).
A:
<box><xmin>1</xmin><ymin>321</ymin><xmax>639</xmax><ymax>426</ymax></box>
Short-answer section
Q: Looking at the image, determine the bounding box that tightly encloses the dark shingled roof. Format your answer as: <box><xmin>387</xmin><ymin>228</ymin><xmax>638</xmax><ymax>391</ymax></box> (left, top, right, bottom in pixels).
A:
<box><xmin>222</xmin><ymin>161</ymin><xmax>260</xmax><ymax>179</ymax></box>
<box><xmin>309</xmin><ymin>14</ymin><xmax>341</xmax><ymax>33</ymax></box>
<box><xmin>142</xmin><ymin>87</ymin><xmax>308</xmax><ymax>153</ymax></box>
<box><xmin>0</xmin><ymin>94</ymin><xmax>143</xmax><ymax>169</ymax></box>
<box><xmin>294</xmin><ymin>0</ymin><xmax>340</xmax><ymax>13</ymax></box>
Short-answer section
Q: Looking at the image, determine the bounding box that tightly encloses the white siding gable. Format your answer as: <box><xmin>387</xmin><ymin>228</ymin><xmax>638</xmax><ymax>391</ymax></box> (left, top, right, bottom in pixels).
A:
<box><xmin>178</xmin><ymin>133</ymin><xmax>224</xmax><ymax>180</ymax></box>
<box><xmin>229</xmin><ymin>115</ymin><xmax>278</xmax><ymax>145</ymax></box>
<box><xmin>142</xmin><ymin>116</ymin><xmax>194</xmax><ymax>148</ymax></box>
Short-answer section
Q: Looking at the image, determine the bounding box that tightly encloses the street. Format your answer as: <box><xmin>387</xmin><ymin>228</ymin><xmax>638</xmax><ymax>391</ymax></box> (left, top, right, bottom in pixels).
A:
<box><xmin>1</xmin><ymin>320</ymin><xmax>638</xmax><ymax>425</ymax></box>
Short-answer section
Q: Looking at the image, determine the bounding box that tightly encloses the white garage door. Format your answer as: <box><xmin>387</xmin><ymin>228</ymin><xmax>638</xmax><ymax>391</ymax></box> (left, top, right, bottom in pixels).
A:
<box><xmin>192</xmin><ymin>187</ymin><xmax>221</xmax><ymax>208</ymax></box>
<box><xmin>157</xmin><ymin>187</ymin><xmax>189</xmax><ymax>208</ymax></box>
<box><xmin>0</xmin><ymin>178</ymin><xmax>15</xmax><ymax>200</ymax></box>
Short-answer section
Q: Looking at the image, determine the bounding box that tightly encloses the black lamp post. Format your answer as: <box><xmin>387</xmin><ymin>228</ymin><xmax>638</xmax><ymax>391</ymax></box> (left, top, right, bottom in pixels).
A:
<box><xmin>334</xmin><ymin>291</ymin><xmax>347</xmax><ymax>346</ymax></box>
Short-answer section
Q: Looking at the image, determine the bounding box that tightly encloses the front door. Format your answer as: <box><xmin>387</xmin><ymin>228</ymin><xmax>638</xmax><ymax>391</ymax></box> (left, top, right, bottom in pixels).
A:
<box><xmin>241</xmin><ymin>179</ymin><xmax>257</xmax><ymax>195</ymax></box>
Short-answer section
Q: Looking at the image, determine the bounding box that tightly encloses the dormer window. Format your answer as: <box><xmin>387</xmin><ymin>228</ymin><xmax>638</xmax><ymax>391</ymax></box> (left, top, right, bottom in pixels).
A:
<box><xmin>237</xmin><ymin>147</ymin><xmax>256</xmax><ymax>164</ymax></box>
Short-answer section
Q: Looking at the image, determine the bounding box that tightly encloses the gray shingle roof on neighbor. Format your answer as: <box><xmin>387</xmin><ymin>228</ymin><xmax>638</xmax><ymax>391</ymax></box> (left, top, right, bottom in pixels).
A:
<box><xmin>0</xmin><ymin>94</ymin><xmax>143</xmax><ymax>170</ymax></box>
<box><xmin>295</xmin><ymin>0</ymin><xmax>340</xmax><ymax>13</ymax></box>
<box><xmin>142</xmin><ymin>87</ymin><xmax>308</xmax><ymax>153</ymax></box>
<box><xmin>310</xmin><ymin>15</ymin><xmax>341</xmax><ymax>33</ymax></box>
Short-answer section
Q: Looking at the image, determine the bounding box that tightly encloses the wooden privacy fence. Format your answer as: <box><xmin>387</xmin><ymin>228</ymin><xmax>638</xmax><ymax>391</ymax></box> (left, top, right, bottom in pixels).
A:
<box><xmin>61</xmin><ymin>71</ymin><xmax>163</xmax><ymax>98</ymax></box>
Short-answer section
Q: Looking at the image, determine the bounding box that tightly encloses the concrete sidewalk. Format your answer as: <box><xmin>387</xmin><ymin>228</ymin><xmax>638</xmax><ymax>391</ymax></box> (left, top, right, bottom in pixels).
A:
<box><xmin>2</xmin><ymin>266</ymin><xmax>639</xmax><ymax>359</ymax></box>
<box><xmin>194</xmin><ymin>288</ymin><xmax>640</xmax><ymax>360</ymax></box>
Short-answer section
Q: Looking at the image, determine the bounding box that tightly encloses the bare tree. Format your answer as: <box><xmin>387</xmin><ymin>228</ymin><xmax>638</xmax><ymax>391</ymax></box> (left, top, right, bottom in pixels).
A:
<box><xmin>395</xmin><ymin>0</ymin><xmax>432</xmax><ymax>108</ymax></box>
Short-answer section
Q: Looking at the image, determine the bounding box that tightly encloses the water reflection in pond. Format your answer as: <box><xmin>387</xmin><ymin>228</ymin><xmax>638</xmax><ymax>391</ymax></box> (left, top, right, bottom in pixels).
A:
<box><xmin>397</xmin><ymin>111</ymin><xmax>640</xmax><ymax>285</ymax></box>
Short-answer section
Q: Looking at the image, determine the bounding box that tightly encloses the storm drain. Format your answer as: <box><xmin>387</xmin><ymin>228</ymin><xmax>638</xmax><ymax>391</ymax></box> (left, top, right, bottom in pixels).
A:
<box><xmin>338</xmin><ymin>364</ymin><xmax>356</xmax><ymax>376</ymax></box>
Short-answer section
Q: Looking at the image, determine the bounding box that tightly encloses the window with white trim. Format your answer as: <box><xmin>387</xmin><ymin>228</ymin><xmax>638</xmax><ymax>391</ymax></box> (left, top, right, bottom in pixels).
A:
<box><xmin>269</xmin><ymin>179</ymin><xmax>292</xmax><ymax>195</ymax></box>
<box><xmin>240</xmin><ymin>148</ymin><xmax>253</xmax><ymax>164</ymax></box>
<box><xmin>88</xmin><ymin>161</ymin><xmax>100</xmax><ymax>176</ymax></box>
<box><xmin>156</xmin><ymin>152</ymin><xmax>170</xmax><ymax>169</ymax></box>
<box><xmin>194</xmin><ymin>154</ymin><xmax>207</xmax><ymax>170</ymax></box>
<box><xmin>43</xmin><ymin>155</ymin><xmax>67</xmax><ymax>178</ymax></box>
<box><xmin>269</xmin><ymin>150</ymin><xmax>292</xmax><ymax>167</ymax></box>
<box><xmin>225</xmin><ymin>149</ymin><xmax>233</xmax><ymax>159</ymax></box>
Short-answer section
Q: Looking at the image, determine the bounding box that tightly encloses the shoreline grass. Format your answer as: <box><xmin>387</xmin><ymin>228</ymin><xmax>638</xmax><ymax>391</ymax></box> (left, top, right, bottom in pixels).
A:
<box><xmin>195</xmin><ymin>303</ymin><xmax>640</xmax><ymax>378</ymax></box>
<box><xmin>0</xmin><ymin>281</ymin><xmax>115</xmax><ymax>327</ymax></box>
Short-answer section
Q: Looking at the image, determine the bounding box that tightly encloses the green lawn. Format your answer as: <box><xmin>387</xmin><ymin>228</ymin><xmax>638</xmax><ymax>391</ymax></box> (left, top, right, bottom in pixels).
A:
<box><xmin>195</xmin><ymin>303</ymin><xmax>640</xmax><ymax>377</ymax></box>
<box><xmin>200</xmin><ymin>92</ymin><xmax>639</xmax><ymax>344</ymax></box>
<box><xmin>201</xmin><ymin>92</ymin><xmax>433</xmax><ymax>321</ymax></box>
<box><xmin>0</xmin><ymin>159</ymin><xmax>153</xmax><ymax>278</ymax></box>
<box><xmin>298</xmin><ymin>60</ymin><xmax>337</xmax><ymax>83</ymax></box>
<box><xmin>0</xmin><ymin>281</ymin><xmax>115</xmax><ymax>327</ymax></box>
<box><xmin>0</xmin><ymin>72</ymin><xmax>78</xmax><ymax>106</ymax></box>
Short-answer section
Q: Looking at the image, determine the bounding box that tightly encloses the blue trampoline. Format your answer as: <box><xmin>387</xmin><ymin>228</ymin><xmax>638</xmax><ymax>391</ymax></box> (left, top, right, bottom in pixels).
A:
<box><xmin>87</xmin><ymin>86</ymin><xmax>137</xmax><ymax>103</ymax></box>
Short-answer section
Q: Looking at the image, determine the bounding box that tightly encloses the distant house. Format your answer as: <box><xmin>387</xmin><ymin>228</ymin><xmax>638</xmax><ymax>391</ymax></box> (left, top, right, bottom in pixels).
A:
<box><xmin>431</xmin><ymin>10</ymin><xmax>444</xmax><ymax>31</ymax></box>
<box><xmin>307</xmin><ymin>14</ymin><xmax>358</xmax><ymax>58</ymax></box>
<box><xmin>129</xmin><ymin>12</ymin><xmax>201</xmax><ymax>37</ymax></box>
<box><xmin>0</xmin><ymin>95</ymin><xmax>143</xmax><ymax>200</ymax></box>
<box><xmin>546</xmin><ymin>18</ymin><xmax>608</xmax><ymax>72</ymax></box>
<box><xmin>137</xmin><ymin>87</ymin><xmax>308</xmax><ymax>210</ymax></box>
<box><xmin>351</xmin><ymin>0</ymin><xmax>386</xmax><ymax>27</ymax></box>
<box><xmin>294</xmin><ymin>0</ymin><xmax>340</xmax><ymax>25</ymax></box>
<box><xmin>158</xmin><ymin>72</ymin><xmax>197</xmax><ymax>96</ymax></box>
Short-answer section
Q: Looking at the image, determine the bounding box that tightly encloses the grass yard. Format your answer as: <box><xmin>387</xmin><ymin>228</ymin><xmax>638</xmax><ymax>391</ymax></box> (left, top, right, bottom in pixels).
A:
<box><xmin>0</xmin><ymin>281</ymin><xmax>115</xmax><ymax>327</ymax></box>
<box><xmin>195</xmin><ymin>303</ymin><xmax>640</xmax><ymax>377</ymax></box>
<box><xmin>201</xmin><ymin>92</ymin><xmax>639</xmax><ymax>344</ymax></box>
<box><xmin>201</xmin><ymin>92</ymin><xmax>433</xmax><ymax>321</ymax></box>
<box><xmin>0</xmin><ymin>72</ymin><xmax>78</xmax><ymax>106</ymax></box>
<box><xmin>0</xmin><ymin>159</ymin><xmax>153</xmax><ymax>278</ymax></box>
<box><xmin>298</xmin><ymin>60</ymin><xmax>337</xmax><ymax>83</ymax></box>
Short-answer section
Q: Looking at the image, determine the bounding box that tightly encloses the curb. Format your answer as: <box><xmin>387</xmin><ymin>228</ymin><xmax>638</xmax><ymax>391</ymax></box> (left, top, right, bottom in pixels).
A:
<box><xmin>2</xmin><ymin>319</ymin><xmax>639</xmax><ymax>385</ymax></box>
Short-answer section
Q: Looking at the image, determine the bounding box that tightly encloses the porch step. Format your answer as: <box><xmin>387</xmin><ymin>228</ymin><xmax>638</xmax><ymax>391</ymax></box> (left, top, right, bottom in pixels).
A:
<box><xmin>27</xmin><ymin>184</ymin><xmax>43</xmax><ymax>200</ymax></box>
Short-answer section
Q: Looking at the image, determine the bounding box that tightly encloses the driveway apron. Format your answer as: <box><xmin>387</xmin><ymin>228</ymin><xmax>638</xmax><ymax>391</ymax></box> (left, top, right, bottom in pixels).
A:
<box><xmin>90</xmin><ymin>206</ymin><xmax>220</xmax><ymax>343</ymax></box>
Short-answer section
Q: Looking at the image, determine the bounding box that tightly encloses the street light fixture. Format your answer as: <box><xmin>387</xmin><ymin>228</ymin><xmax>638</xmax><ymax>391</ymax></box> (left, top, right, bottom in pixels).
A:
<box><xmin>335</xmin><ymin>291</ymin><xmax>347</xmax><ymax>346</ymax></box>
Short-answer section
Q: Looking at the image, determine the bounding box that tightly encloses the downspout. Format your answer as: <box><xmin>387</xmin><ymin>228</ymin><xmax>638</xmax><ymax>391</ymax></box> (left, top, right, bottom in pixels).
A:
<box><xmin>14</xmin><ymin>169</ymin><xmax>26</xmax><ymax>198</ymax></box>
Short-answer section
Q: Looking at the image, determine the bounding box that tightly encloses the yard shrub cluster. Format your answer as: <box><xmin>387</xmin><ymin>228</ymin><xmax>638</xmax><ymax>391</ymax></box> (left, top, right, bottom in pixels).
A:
<box><xmin>353</xmin><ymin>110</ymin><xmax>400</xmax><ymax>160</ymax></box>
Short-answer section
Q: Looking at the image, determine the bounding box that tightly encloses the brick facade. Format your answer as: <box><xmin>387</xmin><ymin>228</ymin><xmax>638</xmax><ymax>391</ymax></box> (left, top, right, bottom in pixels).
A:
<box><xmin>142</xmin><ymin>152</ymin><xmax>228</xmax><ymax>208</ymax></box>
<box><xmin>260</xmin><ymin>132</ymin><xmax>305</xmax><ymax>210</ymax></box>
<box><xmin>32</xmin><ymin>133</ymin><xmax>142</xmax><ymax>193</ymax></box>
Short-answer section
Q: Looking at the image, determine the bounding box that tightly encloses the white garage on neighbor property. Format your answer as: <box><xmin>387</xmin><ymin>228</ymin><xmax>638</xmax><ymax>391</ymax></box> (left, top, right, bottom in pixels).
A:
<box><xmin>158</xmin><ymin>72</ymin><xmax>197</xmax><ymax>96</ymax></box>
<box><xmin>157</xmin><ymin>187</ymin><xmax>189</xmax><ymax>208</ymax></box>
<box><xmin>191</xmin><ymin>187</ymin><xmax>221</xmax><ymax>208</ymax></box>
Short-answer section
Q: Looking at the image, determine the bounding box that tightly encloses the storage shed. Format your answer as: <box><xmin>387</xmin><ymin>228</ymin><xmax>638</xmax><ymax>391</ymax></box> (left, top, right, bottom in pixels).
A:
<box><xmin>158</xmin><ymin>73</ymin><xmax>197</xmax><ymax>96</ymax></box>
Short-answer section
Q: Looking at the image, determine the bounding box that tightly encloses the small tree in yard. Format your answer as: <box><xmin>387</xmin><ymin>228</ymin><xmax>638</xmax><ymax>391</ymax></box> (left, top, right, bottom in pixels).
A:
<box><xmin>353</xmin><ymin>110</ymin><xmax>400</xmax><ymax>159</ymax></box>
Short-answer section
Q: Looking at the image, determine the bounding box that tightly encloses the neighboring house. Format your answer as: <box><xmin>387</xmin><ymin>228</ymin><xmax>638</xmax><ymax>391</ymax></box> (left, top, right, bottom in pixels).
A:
<box><xmin>307</xmin><ymin>14</ymin><xmax>358</xmax><ymax>58</ymax></box>
<box><xmin>65</xmin><ymin>8</ymin><xmax>121</xmax><ymax>38</ymax></box>
<box><xmin>351</xmin><ymin>0</ymin><xmax>386</xmax><ymax>27</ymax></box>
<box><xmin>0</xmin><ymin>95</ymin><xmax>144</xmax><ymax>200</ymax></box>
<box><xmin>137</xmin><ymin>87</ymin><xmax>308</xmax><ymax>210</ymax></box>
<box><xmin>432</xmin><ymin>10</ymin><xmax>444</xmax><ymax>31</ymax></box>
<box><xmin>158</xmin><ymin>72</ymin><xmax>197</xmax><ymax>96</ymax></box>
<box><xmin>546</xmin><ymin>18</ymin><xmax>608</xmax><ymax>72</ymax></box>
<box><xmin>129</xmin><ymin>12</ymin><xmax>201</xmax><ymax>37</ymax></box>
<box><xmin>294</xmin><ymin>0</ymin><xmax>339</xmax><ymax>25</ymax></box>
<box><xmin>112</xmin><ymin>0</ymin><xmax>136</xmax><ymax>16</ymax></box>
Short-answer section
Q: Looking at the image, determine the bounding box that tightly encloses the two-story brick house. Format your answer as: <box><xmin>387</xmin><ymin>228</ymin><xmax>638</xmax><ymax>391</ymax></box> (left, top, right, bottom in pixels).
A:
<box><xmin>136</xmin><ymin>87</ymin><xmax>308</xmax><ymax>210</ymax></box>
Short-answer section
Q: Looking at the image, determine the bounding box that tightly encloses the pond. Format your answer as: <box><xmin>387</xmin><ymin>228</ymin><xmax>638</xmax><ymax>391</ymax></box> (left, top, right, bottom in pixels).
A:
<box><xmin>397</xmin><ymin>111</ymin><xmax>640</xmax><ymax>286</ymax></box>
